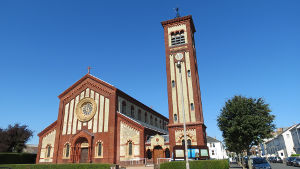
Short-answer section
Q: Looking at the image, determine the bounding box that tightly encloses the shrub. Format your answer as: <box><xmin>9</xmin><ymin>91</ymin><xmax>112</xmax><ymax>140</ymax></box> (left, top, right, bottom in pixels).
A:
<box><xmin>0</xmin><ymin>163</ymin><xmax>111</xmax><ymax>169</ymax></box>
<box><xmin>291</xmin><ymin>154</ymin><xmax>300</xmax><ymax>157</ymax></box>
<box><xmin>160</xmin><ymin>159</ymin><xmax>229</xmax><ymax>169</ymax></box>
<box><xmin>0</xmin><ymin>153</ymin><xmax>36</xmax><ymax>164</ymax></box>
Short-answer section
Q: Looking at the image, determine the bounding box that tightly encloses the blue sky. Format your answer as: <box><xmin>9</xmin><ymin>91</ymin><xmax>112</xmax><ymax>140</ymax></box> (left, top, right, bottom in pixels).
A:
<box><xmin>0</xmin><ymin>0</ymin><xmax>299</xmax><ymax>145</ymax></box>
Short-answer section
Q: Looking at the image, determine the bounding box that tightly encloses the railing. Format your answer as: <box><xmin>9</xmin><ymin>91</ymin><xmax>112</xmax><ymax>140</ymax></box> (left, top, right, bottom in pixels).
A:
<box><xmin>157</xmin><ymin>158</ymin><xmax>171</xmax><ymax>165</ymax></box>
<box><xmin>119</xmin><ymin>158</ymin><xmax>147</xmax><ymax>166</ymax></box>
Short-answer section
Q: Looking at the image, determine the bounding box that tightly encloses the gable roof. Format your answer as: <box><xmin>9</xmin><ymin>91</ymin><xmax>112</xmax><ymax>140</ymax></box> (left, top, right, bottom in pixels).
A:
<box><xmin>206</xmin><ymin>136</ymin><xmax>221</xmax><ymax>143</ymax></box>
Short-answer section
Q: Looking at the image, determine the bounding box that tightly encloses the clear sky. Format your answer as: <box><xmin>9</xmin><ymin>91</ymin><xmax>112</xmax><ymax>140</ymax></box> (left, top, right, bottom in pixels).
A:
<box><xmin>0</xmin><ymin>0</ymin><xmax>299</xmax><ymax>145</ymax></box>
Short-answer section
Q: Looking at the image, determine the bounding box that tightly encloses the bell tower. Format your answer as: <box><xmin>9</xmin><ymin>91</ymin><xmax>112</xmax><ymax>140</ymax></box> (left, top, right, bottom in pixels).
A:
<box><xmin>161</xmin><ymin>15</ymin><xmax>208</xmax><ymax>159</ymax></box>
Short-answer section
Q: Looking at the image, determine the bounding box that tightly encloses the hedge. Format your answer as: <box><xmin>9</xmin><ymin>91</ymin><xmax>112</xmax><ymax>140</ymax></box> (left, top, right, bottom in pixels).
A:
<box><xmin>291</xmin><ymin>154</ymin><xmax>300</xmax><ymax>157</ymax></box>
<box><xmin>0</xmin><ymin>164</ymin><xmax>111</xmax><ymax>169</ymax></box>
<box><xmin>160</xmin><ymin>160</ymin><xmax>229</xmax><ymax>169</ymax></box>
<box><xmin>0</xmin><ymin>153</ymin><xmax>37</xmax><ymax>164</ymax></box>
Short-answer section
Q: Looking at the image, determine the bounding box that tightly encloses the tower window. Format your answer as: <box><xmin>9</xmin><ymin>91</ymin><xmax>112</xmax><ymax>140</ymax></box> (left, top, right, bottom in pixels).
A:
<box><xmin>131</xmin><ymin>106</ymin><xmax>134</xmax><ymax>118</ymax></box>
<box><xmin>172</xmin><ymin>80</ymin><xmax>175</xmax><ymax>88</ymax></box>
<box><xmin>46</xmin><ymin>145</ymin><xmax>51</xmax><ymax>158</ymax></box>
<box><xmin>187</xmin><ymin>70</ymin><xmax>191</xmax><ymax>77</ymax></box>
<box><xmin>171</xmin><ymin>30</ymin><xmax>185</xmax><ymax>46</ymax></box>
<box><xmin>191</xmin><ymin>103</ymin><xmax>194</xmax><ymax>111</ymax></box>
<box><xmin>128</xmin><ymin>141</ymin><xmax>133</xmax><ymax>156</ymax></box>
<box><xmin>138</xmin><ymin>109</ymin><xmax>141</xmax><ymax>121</ymax></box>
<box><xmin>174</xmin><ymin>114</ymin><xmax>178</xmax><ymax>122</ymax></box>
<box><xmin>122</xmin><ymin>101</ymin><xmax>126</xmax><ymax>114</ymax></box>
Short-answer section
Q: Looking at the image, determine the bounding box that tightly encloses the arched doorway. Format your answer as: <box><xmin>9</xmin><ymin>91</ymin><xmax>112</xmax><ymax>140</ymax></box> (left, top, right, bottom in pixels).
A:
<box><xmin>153</xmin><ymin>145</ymin><xmax>164</xmax><ymax>164</ymax></box>
<box><xmin>74</xmin><ymin>137</ymin><xmax>89</xmax><ymax>163</ymax></box>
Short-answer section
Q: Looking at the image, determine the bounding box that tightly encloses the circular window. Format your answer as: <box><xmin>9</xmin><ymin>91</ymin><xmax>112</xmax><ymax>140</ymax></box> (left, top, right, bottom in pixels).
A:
<box><xmin>75</xmin><ymin>97</ymin><xmax>97</xmax><ymax>122</ymax></box>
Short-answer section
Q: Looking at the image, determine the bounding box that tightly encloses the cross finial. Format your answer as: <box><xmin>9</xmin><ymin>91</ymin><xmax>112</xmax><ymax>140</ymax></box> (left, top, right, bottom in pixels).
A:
<box><xmin>87</xmin><ymin>66</ymin><xmax>92</xmax><ymax>74</ymax></box>
<box><xmin>175</xmin><ymin>7</ymin><xmax>180</xmax><ymax>18</ymax></box>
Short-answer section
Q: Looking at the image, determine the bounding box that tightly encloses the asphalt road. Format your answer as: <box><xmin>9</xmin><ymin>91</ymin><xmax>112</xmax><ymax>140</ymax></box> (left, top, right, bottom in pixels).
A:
<box><xmin>270</xmin><ymin>162</ymin><xmax>299</xmax><ymax>169</ymax></box>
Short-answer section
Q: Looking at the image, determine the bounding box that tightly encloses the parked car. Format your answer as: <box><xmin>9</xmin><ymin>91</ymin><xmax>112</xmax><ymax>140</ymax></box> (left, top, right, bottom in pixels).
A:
<box><xmin>251</xmin><ymin>157</ymin><xmax>272</xmax><ymax>169</ymax></box>
<box><xmin>293</xmin><ymin>157</ymin><xmax>300</xmax><ymax>167</ymax></box>
<box><xmin>268</xmin><ymin>157</ymin><xmax>275</xmax><ymax>163</ymax></box>
<box><xmin>286</xmin><ymin>157</ymin><xmax>296</xmax><ymax>166</ymax></box>
<box><xmin>274</xmin><ymin>157</ymin><xmax>283</xmax><ymax>163</ymax></box>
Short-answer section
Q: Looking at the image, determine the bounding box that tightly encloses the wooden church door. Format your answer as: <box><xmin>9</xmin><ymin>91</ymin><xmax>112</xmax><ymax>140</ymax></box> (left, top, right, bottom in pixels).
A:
<box><xmin>153</xmin><ymin>146</ymin><xmax>164</xmax><ymax>164</ymax></box>
<box><xmin>80</xmin><ymin>148</ymin><xmax>89</xmax><ymax>163</ymax></box>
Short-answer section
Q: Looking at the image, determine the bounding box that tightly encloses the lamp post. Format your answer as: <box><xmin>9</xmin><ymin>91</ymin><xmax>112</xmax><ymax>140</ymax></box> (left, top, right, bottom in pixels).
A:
<box><xmin>176</xmin><ymin>61</ymin><xmax>190</xmax><ymax>169</ymax></box>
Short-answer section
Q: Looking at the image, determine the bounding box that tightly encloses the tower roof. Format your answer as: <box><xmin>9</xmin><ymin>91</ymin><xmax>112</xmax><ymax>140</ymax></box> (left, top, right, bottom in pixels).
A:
<box><xmin>161</xmin><ymin>15</ymin><xmax>196</xmax><ymax>32</ymax></box>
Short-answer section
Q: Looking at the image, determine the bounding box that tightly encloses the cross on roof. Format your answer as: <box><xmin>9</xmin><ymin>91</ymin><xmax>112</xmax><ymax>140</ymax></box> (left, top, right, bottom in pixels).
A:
<box><xmin>87</xmin><ymin>66</ymin><xmax>92</xmax><ymax>74</ymax></box>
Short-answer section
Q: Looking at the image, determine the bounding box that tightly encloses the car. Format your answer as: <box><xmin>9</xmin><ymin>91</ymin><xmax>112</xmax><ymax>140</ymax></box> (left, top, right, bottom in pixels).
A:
<box><xmin>274</xmin><ymin>157</ymin><xmax>283</xmax><ymax>163</ymax></box>
<box><xmin>293</xmin><ymin>157</ymin><xmax>300</xmax><ymax>167</ymax></box>
<box><xmin>286</xmin><ymin>157</ymin><xmax>296</xmax><ymax>166</ymax></box>
<box><xmin>251</xmin><ymin>157</ymin><xmax>272</xmax><ymax>169</ymax></box>
<box><xmin>268</xmin><ymin>157</ymin><xmax>275</xmax><ymax>163</ymax></box>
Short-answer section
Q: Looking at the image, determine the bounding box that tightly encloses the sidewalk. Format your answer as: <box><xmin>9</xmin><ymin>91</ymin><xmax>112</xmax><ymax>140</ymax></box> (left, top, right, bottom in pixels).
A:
<box><xmin>230</xmin><ymin>163</ymin><xmax>243</xmax><ymax>169</ymax></box>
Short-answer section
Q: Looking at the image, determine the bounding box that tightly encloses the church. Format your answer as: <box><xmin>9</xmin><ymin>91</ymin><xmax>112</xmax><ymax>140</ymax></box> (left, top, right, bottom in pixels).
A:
<box><xmin>36</xmin><ymin>15</ymin><xmax>209</xmax><ymax>164</ymax></box>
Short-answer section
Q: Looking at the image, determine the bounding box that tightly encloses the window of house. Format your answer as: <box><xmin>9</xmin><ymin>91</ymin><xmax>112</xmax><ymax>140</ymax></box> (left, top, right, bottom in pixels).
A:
<box><xmin>187</xmin><ymin>70</ymin><xmax>191</xmax><ymax>77</ymax></box>
<box><xmin>138</xmin><ymin>109</ymin><xmax>141</xmax><ymax>121</ymax></box>
<box><xmin>213</xmin><ymin>143</ymin><xmax>215</xmax><ymax>147</ymax></box>
<box><xmin>64</xmin><ymin>143</ymin><xmax>70</xmax><ymax>158</ymax></box>
<box><xmin>160</xmin><ymin>119</ymin><xmax>162</xmax><ymax>128</ymax></box>
<box><xmin>212</xmin><ymin>150</ymin><xmax>215</xmax><ymax>155</ymax></box>
<box><xmin>191</xmin><ymin>103</ymin><xmax>194</xmax><ymax>111</ymax></box>
<box><xmin>46</xmin><ymin>145</ymin><xmax>51</xmax><ymax>158</ymax></box>
<box><xmin>171</xmin><ymin>30</ymin><xmax>185</xmax><ymax>46</ymax></box>
<box><xmin>122</xmin><ymin>101</ymin><xmax>126</xmax><ymax>114</ymax></box>
<box><xmin>174</xmin><ymin>114</ymin><xmax>178</xmax><ymax>122</ymax></box>
<box><xmin>97</xmin><ymin>142</ymin><xmax>102</xmax><ymax>157</ymax></box>
<box><xmin>131</xmin><ymin>106</ymin><xmax>134</xmax><ymax>118</ymax></box>
<box><xmin>172</xmin><ymin>80</ymin><xmax>175</xmax><ymax>88</ymax></box>
<box><xmin>155</xmin><ymin>118</ymin><xmax>158</xmax><ymax>127</ymax></box>
<box><xmin>128</xmin><ymin>141</ymin><xmax>133</xmax><ymax>156</ymax></box>
<box><xmin>182</xmin><ymin>139</ymin><xmax>185</xmax><ymax>146</ymax></box>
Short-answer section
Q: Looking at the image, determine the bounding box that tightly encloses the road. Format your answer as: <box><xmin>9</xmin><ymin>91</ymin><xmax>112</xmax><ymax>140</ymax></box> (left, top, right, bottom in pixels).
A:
<box><xmin>270</xmin><ymin>162</ymin><xmax>298</xmax><ymax>169</ymax></box>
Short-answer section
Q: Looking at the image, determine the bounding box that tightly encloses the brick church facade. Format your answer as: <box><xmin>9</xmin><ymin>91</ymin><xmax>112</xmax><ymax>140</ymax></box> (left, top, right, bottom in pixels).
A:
<box><xmin>36</xmin><ymin>15</ymin><xmax>209</xmax><ymax>164</ymax></box>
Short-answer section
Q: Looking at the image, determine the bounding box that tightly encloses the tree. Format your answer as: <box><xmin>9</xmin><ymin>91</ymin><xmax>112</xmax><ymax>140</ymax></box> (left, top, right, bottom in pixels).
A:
<box><xmin>0</xmin><ymin>124</ymin><xmax>33</xmax><ymax>153</ymax></box>
<box><xmin>217</xmin><ymin>96</ymin><xmax>275</xmax><ymax>168</ymax></box>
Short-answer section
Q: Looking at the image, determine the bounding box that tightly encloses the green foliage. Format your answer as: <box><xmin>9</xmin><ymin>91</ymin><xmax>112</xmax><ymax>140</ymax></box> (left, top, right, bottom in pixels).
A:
<box><xmin>160</xmin><ymin>160</ymin><xmax>229</xmax><ymax>169</ymax></box>
<box><xmin>0</xmin><ymin>164</ymin><xmax>111</xmax><ymax>169</ymax></box>
<box><xmin>0</xmin><ymin>123</ymin><xmax>33</xmax><ymax>153</ymax></box>
<box><xmin>0</xmin><ymin>153</ymin><xmax>36</xmax><ymax>164</ymax></box>
<box><xmin>217</xmin><ymin>95</ymin><xmax>275</xmax><ymax>154</ymax></box>
<box><xmin>291</xmin><ymin>154</ymin><xmax>300</xmax><ymax>157</ymax></box>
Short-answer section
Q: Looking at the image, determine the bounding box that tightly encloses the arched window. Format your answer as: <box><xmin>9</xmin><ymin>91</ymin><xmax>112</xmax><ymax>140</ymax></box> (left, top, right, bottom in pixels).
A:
<box><xmin>122</xmin><ymin>101</ymin><xmax>126</xmax><ymax>114</ymax></box>
<box><xmin>187</xmin><ymin>139</ymin><xmax>192</xmax><ymax>146</ymax></box>
<box><xmin>174</xmin><ymin>114</ymin><xmax>178</xmax><ymax>122</ymax></box>
<box><xmin>171</xmin><ymin>30</ymin><xmax>185</xmax><ymax>46</ymax></box>
<box><xmin>128</xmin><ymin>141</ymin><xmax>133</xmax><ymax>156</ymax></box>
<box><xmin>191</xmin><ymin>103</ymin><xmax>194</xmax><ymax>111</ymax></box>
<box><xmin>182</xmin><ymin>139</ymin><xmax>185</xmax><ymax>146</ymax></box>
<box><xmin>146</xmin><ymin>149</ymin><xmax>152</xmax><ymax>159</ymax></box>
<box><xmin>64</xmin><ymin>143</ymin><xmax>70</xmax><ymax>158</ymax></box>
<box><xmin>46</xmin><ymin>145</ymin><xmax>51</xmax><ymax>158</ymax></box>
<box><xmin>187</xmin><ymin>70</ymin><xmax>191</xmax><ymax>77</ymax></box>
<box><xmin>165</xmin><ymin>148</ymin><xmax>170</xmax><ymax>158</ymax></box>
<box><xmin>131</xmin><ymin>106</ymin><xmax>135</xmax><ymax>118</ymax></box>
<box><xmin>97</xmin><ymin>142</ymin><xmax>103</xmax><ymax>157</ymax></box>
<box><xmin>138</xmin><ymin>109</ymin><xmax>141</xmax><ymax>121</ymax></box>
<box><xmin>172</xmin><ymin>80</ymin><xmax>175</xmax><ymax>87</ymax></box>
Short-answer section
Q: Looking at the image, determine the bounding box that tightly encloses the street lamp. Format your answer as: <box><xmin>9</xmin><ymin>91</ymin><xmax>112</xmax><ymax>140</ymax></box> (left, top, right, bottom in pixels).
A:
<box><xmin>176</xmin><ymin>60</ymin><xmax>190</xmax><ymax>169</ymax></box>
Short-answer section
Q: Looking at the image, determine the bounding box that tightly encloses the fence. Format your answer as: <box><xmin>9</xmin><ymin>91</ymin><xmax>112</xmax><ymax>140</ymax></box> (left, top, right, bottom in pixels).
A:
<box><xmin>157</xmin><ymin>158</ymin><xmax>171</xmax><ymax>166</ymax></box>
<box><xmin>119</xmin><ymin>158</ymin><xmax>147</xmax><ymax>166</ymax></box>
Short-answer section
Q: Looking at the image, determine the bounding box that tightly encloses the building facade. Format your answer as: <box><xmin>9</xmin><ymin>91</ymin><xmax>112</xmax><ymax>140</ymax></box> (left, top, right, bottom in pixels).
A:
<box><xmin>206</xmin><ymin>136</ymin><xmax>228</xmax><ymax>159</ymax></box>
<box><xmin>36</xmin><ymin>15</ymin><xmax>208</xmax><ymax>164</ymax></box>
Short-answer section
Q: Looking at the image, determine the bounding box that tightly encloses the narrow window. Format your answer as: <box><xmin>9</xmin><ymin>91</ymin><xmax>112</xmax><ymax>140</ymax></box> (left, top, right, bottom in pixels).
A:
<box><xmin>150</xmin><ymin>115</ymin><xmax>153</xmax><ymax>125</ymax></box>
<box><xmin>165</xmin><ymin>148</ymin><xmax>170</xmax><ymax>158</ymax></box>
<box><xmin>66</xmin><ymin>144</ymin><xmax>70</xmax><ymax>158</ymax></box>
<box><xmin>155</xmin><ymin>118</ymin><xmax>157</xmax><ymax>126</ymax></box>
<box><xmin>212</xmin><ymin>150</ymin><xmax>215</xmax><ymax>155</ymax></box>
<box><xmin>145</xmin><ymin>112</ymin><xmax>148</xmax><ymax>123</ymax></box>
<box><xmin>131</xmin><ymin>106</ymin><xmax>134</xmax><ymax>118</ymax></box>
<box><xmin>47</xmin><ymin>146</ymin><xmax>51</xmax><ymax>158</ymax></box>
<box><xmin>191</xmin><ymin>103</ymin><xmax>194</xmax><ymax>111</ymax></box>
<box><xmin>172</xmin><ymin>80</ymin><xmax>175</xmax><ymax>88</ymax></box>
<box><xmin>182</xmin><ymin>139</ymin><xmax>185</xmax><ymax>146</ymax></box>
<box><xmin>187</xmin><ymin>139</ymin><xmax>192</xmax><ymax>146</ymax></box>
<box><xmin>174</xmin><ymin>114</ymin><xmax>178</xmax><ymax>122</ymax></box>
<box><xmin>138</xmin><ymin>109</ymin><xmax>141</xmax><ymax>121</ymax></box>
<box><xmin>187</xmin><ymin>70</ymin><xmax>191</xmax><ymax>77</ymax></box>
<box><xmin>128</xmin><ymin>141</ymin><xmax>133</xmax><ymax>156</ymax></box>
<box><xmin>122</xmin><ymin>101</ymin><xmax>126</xmax><ymax>114</ymax></box>
<box><xmin>160</xmin><ymin>119</ymin><xmax>162</xmax><ymax>128</ymax></box>
<box><xmin>213</xmin><ymin>143</ymin><xmax>215</xmax><ymax>147</ymax></box>
<box><xmin>98</xmin><ymin>142</ymin><xmax>102</xmax><ymax>156</ymax></box>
